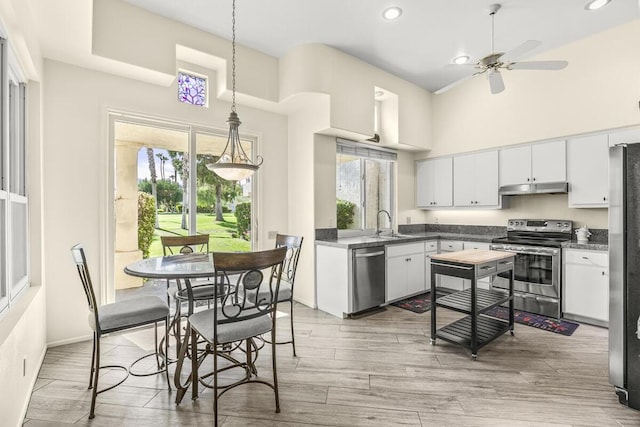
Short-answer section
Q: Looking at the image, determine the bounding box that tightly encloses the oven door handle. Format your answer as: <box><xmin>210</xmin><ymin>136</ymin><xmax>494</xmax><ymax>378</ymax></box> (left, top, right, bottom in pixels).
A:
<box><xmin>492</xmin><ymin>248</ymin><xmax>557</xmax><ymax>256</ymax></box>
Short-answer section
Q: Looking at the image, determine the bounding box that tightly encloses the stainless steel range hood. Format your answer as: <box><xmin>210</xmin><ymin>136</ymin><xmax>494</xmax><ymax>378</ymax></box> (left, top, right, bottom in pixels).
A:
<box><xmin>498</xmin><ymin>182</ymin><xmax>568</xmax><ymax>196</ymax></box>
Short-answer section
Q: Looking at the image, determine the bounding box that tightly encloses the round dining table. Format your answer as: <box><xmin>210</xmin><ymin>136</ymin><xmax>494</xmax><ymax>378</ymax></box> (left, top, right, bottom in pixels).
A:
<box><xmin>124</xmin><ymin>252</ymin><xmax>219</xmax><ymax>399</ymax></box>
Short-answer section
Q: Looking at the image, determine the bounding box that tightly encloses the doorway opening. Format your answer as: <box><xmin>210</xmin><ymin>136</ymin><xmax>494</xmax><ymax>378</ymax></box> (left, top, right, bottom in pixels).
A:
<box><xmin>111</xmin><ymin>114</ymin><xmax>257</xmax><ymax>297</ymax></box>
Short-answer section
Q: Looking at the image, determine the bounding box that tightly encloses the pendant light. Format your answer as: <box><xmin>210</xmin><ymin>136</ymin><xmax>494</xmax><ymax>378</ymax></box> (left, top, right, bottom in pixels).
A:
<box><xmin>207</xmin><ymin>0</ymin><xmax>262</xmax><ymax>181</ymax></box>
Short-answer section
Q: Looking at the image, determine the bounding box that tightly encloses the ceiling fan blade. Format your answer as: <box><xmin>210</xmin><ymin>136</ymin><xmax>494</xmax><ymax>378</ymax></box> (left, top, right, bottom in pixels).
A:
<box><xmin>488</xmin><ymin>69</ymin><xmax>505</xmax><ymax>94</ymax></box>
<box><xmin>501</xmin><ymin>40</ymin><xmax>541</xmax><ymax>63</ymax></box>
<box><xmin>434</xmin><ymin>74</ymin><xmax>475</xmax><ymax>95</ymax></box>
<box><xmin>509</xmin><ymin>60</ymin><xmax>569</xmax><ymax>70</ymax></box>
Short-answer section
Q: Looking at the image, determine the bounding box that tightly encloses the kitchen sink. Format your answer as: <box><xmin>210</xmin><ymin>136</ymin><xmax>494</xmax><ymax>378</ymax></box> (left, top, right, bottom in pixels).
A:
<box><xmin>372</xmin><ymin>234</ymin><xmax>412</xmax><ymax>240</ymax></box>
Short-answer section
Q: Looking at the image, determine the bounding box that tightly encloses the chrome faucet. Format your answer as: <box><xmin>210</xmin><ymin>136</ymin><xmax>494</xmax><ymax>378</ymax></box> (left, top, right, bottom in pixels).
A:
<box><xmin>376</xmin><ymin>209</ymin><xmax>392</xmax><ymax>236</ymax></box>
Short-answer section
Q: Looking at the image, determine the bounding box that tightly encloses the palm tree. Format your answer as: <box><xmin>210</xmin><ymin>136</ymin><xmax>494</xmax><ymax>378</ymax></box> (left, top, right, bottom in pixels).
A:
<box><xmin>156</xmin><ymin>152</ymin><xmax>169</xmax><ymax>180</ymax></box>
<box><xmin>168</xmin><ymin>150</ymin><xmax>189</xmax><ymax>230</ymax></box>
<box><xmin>196</xmin><ymin>155</ymin><xmax>240</xmax><ymax>222</ymax></box>
<box><xmin>146</xmin><ymin>147</ymin><xmax>159</xmax><ymax>228</ymax></box>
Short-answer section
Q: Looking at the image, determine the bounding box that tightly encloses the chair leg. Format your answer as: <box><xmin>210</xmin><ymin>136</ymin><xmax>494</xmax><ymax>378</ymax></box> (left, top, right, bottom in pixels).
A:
<box><xmin>154</xmin><ymin>323</ymin><xmax>161</xmax><ymax>369</ymax></box>
<box><xmin>89</xmin><ymin>333</ymin><xmax>101</xmax><ymax>419</ymax></box>
<box><xmin>270</xmin><ymin>328</ymin><xmax>281</xmax><ymax>413</ymax></box>
<box><xmin>289</xmin><ymin>300</ymin><xmax>296</xmax><ymax>357</ymax></box>
<box><xmin>88</xmin><ymin>332</ymin><xmax>97</xmax><ymax>389</ymax></box>
<box><xmin>213</xmin><ymin>336</ymin><xmax>219</xmax><ymax>427</ymax></box>
<box><xmin>164</xmin><ymin>317</ymin><xmax>172</xmax><ymax>391</ymax></box>
<box><xmin>190</xmin><ymin>327</ymin><xmax>199</xmax><ymax>401</ymax></box>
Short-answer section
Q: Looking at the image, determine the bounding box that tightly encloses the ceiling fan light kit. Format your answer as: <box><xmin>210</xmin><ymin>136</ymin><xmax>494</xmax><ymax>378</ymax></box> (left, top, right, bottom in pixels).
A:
<box><xmin>435</xmin><ymin>3</ymin><xmax>569</xmax><ymax>95</ymax></box>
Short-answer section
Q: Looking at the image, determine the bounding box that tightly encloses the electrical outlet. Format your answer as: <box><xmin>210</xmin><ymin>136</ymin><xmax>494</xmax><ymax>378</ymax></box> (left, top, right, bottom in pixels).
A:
<box><xmin>406</xmin><ymin>216</ymin><xmax>411</xmax><ymax>224</ymax></box>
<box><xmin>268</xmin><ymin>231</ymin><xmax>277</xmax><ymax>239</ymax></box>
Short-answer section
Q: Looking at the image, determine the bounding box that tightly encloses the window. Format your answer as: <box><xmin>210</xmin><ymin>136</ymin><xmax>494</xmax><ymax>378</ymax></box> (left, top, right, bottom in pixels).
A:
<box><xmin>0</xmin><ymin>37</ymin><xmax>29</xmax><ymax>317</ymax></box>
<box><xmin>336</xmin><ymin>139</ymin><xmax>396</xmax><ymax>234</ymax></box>
<box><xmin>177</xmin><ymin>71</ymin><xmax>207</xmax><ymax>107</ymax></box>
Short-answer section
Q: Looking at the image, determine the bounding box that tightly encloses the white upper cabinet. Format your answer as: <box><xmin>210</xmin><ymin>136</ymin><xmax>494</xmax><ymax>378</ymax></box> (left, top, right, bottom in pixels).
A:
<box><xmin>416</xmin><ymin>157</ymin><xmax>453</xmax><ymax>208</ymax></box>
<box><xmin>567</xmin><ymin>134</ymin><xmax>608</xmax><ymax>208</ymax></box>
<box><xmin>608</xmin><ymin>128</ymin><xmax>640</xmax><ymax>146</ymax></box>
<box><xmin>499</xmin><ymin>140</ymin><xmax>566</xmax><ymax>186</ymax></box>
<box><xmin>454</xmin><ymin>150</ymin><xmax>499</xmax><ymax>207</ymax></box>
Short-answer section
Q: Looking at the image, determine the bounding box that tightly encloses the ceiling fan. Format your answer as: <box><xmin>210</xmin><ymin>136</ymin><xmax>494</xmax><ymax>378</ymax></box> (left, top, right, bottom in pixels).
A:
<box><xmin>435</xmin><ymin>3</ymin><xmax>569</xmax><ymax>95</ymax></box>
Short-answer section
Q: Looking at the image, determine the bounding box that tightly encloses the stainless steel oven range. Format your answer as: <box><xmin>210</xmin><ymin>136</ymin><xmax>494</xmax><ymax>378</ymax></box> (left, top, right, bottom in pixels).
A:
<box><xmin>489</xmin><ymin>219</ymin><xmax>572</xmax><ymax>318</ymax></box>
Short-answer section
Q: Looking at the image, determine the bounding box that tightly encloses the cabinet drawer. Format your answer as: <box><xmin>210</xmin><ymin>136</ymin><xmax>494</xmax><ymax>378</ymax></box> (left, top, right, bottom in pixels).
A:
<box><xmin>564</xmin><ymin>249</ymin><xmax>607</xmax><ymax>267</ymax></box>
<box><xmin>464</xmin><ymin>241</ymin><xmax>490</xmax><ymax>251</ymax></box>
<box><xmin>425</xmin><ymin>240</ymin><xmax>438</xmax><ymax>252</ymax></box>
<box><xmin>386</xmin><ymin>242</ymin><xmax>425</xmax><ymax>258</ymax></box>
<box><xmin>475</xmin><ymin>261</ymin><xmax>497</xmax><ymax>277</ymax></box>
<box><xmin>496</xmin><ymin>257</ymin><xmax>515</xmax><ymax>273</ymax></box>
<box><xmin>439</xmin><ymin>240</ymin><xmax>463</xmax><ymax>252</ymax></box>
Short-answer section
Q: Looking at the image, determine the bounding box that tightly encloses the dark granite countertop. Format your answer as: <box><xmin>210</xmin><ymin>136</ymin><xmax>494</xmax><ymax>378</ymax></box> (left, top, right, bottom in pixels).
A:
<box><xmin>315</xmin><ymin>232</ymin><xmax>502</xmax><ymax>249</ymax></box>
<box><xmin>316</xmin><ymin>233</ymin><xmax>608</xmax><ymax>251</ymax></box>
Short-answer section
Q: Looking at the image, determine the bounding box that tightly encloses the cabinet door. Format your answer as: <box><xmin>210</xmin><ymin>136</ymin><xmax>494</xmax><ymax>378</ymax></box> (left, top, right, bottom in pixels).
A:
<box><xmin>499</xmin><ymin>145</ymin><xmax>532</xmax><ymax>186</ymax></box>
<box><xmin>568</xmin><ymin>135</ymin><xmax>608</xmax><ymax>208</ymax></box>
<box><xmin>425</xmin><ymin>251</ymin><xmax>436</xmax><ymax>292</ymax></box>
<box><xmin>416</xmin><ymin>160</ymin><xmax>434</xmax><ymax>207</ymax></box>
<box><xmin>433</xmin><ymin>157</ymin><xmax>453</xmax><ymax>207</ymax></box>
<box><xmin>386</xmin><ymin>256</ymin><xmax>407</xmax><ymax>302</ymax></box>
<box><xmin>532</xmin><ymin>140</ymin><xmax>566</xmax><ymax>183</ymax></box>
<box><xmin>406</xmin><ymin>253</ymin><xmax>426</xmax><ymax>295</ymax></box>
<box><xmin>453</xmin><ymin>153</ymin><xmax>476</xmax><ymax>207</ymax></box>
<box><xmin>564</xmin><ymin>263</ymin><xmax>608</xmax><ymax>322</ymax></box>
<box><xmin>474</xmin><ymin>150</ymin><xmax>499</xmax><ymax>206</ymax></box>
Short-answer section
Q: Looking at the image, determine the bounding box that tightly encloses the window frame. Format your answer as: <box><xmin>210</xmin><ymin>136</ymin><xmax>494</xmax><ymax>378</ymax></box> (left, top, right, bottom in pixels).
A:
<box><xmin>336</xmin><ymin>139</ymin><xmax>396</xmax><ymax>238</ymax></box>
<box><xmin>0</xmin><ymin>37</ymin><xmax>29</xmax><ymax>318</ymax></box>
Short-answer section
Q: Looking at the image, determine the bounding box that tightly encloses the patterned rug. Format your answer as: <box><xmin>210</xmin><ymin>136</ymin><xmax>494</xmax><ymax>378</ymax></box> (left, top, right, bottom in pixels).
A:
<box><xmin>391</xmin><ymin>292</ymin><xmax>432</xmax><ymax>313</ymax></box>
<box><xmin>483</xmin><ymin>305</ymin><xmax>580</xmax><ymax>336</ymax></box>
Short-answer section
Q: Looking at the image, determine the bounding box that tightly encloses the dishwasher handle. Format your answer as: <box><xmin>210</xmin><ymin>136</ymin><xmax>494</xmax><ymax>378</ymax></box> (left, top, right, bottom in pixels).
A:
<box><xmin>354</xmin><ymin>250</ymin><xmax>385</xmax><ymax>258</ymax></box>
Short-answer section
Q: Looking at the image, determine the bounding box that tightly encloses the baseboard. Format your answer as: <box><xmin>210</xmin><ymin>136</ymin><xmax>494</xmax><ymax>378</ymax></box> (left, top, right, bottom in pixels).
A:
<box><xmin>19</xmin><ymin>344</ymin><xmax>47</xmax><ymax>426</ymax></box>
<box><xmin>47</xmin><ymin>333</ymin><xmax>93</xmax><ymax>348</ymax></box>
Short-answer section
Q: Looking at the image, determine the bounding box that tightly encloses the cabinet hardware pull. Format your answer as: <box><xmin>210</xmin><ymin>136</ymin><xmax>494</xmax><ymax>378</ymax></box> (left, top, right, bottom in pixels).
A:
<box><xmin>582</xmin><ymin>256</ymin><xmax>589</xmax><ymax>260</ymax></box>
<box><xmin>431</xmin><ymin>262</ymin><xmax>473</xmax><ymax>270</ymax></box>
<box><xmin>527</xmin><ymin>178</ymin><xmax>530</xmax><ymax>182</ymax></box>
<box><xmin>532</xmin><ymin>177</ymin><xmax>536</xmax><ymax>181</ymax></box>
<box><xmin>499</xmin><ymin>261</ymin><xmax>513</xmax><ymax>266</ymax></box>
<box><xmin>480</xmin><ymin>265</ymin><xmax>495</xmax><ymax>270</ymax></box>
<box><xmin>602</xmin><ymin>271</ymin><xmax>606</xmax><ymax>276</ymax></box>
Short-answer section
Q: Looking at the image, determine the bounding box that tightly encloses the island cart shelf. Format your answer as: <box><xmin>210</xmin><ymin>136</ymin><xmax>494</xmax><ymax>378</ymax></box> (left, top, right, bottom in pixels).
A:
<box><xmin>429</xmin><ymin>249</ymin><xmax>515</xmax><ymax>359</ymax></box>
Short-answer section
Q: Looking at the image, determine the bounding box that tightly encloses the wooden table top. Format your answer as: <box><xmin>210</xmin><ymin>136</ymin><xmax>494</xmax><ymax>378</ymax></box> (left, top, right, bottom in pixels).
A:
<box><xmin>429</xmin><ymin>249</ymin><xmax>514</xmax><ymax>265</ymax></box>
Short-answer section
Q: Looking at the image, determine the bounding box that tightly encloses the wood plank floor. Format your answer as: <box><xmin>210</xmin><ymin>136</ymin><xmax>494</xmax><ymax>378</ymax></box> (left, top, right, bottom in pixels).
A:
<box><xmin>24</xmin><ymin>299</ymin><xmax>640</xmax><ymax>426</ymax></box>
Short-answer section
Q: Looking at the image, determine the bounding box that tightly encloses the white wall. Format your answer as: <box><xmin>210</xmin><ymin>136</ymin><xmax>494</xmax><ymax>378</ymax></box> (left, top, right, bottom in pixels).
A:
<box><xmin>0</xmin><ymin>0</ymin><xmax>47</xmax><ymax>425</ymax></box>
<box><xmin>417</xmin><ymin>20</ymin><xmax>640</xmax><ymax>229</ymax></box>
<box><xmin>43</xmin><ymin>59</ymin><xmax>288</xmax><ymax>344</ymax></box>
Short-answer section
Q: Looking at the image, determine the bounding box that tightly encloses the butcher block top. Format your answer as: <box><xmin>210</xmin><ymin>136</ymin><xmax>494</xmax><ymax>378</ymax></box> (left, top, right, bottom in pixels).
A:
<box><xmin>430</xmin><ymin>249</ymin><xmax>514</xmax><ymax>265</ymax></box>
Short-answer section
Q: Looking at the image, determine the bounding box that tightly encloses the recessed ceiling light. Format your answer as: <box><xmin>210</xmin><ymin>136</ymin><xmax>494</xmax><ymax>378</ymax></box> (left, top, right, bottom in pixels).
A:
<box><xmin>453</xmin><ymin>55</ymin><xmax>470</xmax><ymax>65</ymax></box>
<box><xmin>382</xmin><ymin>6</ymin><xmax>402</xmax><ymax>20</ymax></box>
<box><xmin>585</xmin><ymin>0</ymin><xmax>611</xmax><ymax>10</ymax></box>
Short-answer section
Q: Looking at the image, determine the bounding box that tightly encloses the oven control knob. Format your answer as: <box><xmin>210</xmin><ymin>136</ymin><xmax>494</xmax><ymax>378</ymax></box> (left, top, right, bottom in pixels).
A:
<box><xmin>563</xmin><ymin>222</ymin><xmax>569</xmax><ymax>227</ymax></box>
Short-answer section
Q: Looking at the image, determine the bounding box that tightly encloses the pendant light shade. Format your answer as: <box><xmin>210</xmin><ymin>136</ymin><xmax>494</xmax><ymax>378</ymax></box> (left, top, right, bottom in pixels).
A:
<box><xmin>206</xmin><ymin>0</ymin><xmax>262</xmax><ymax>181</ymax></box>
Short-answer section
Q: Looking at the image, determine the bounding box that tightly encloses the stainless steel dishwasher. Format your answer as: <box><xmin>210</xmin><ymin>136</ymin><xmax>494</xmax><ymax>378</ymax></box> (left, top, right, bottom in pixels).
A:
<box><xmin>352</xmin><ymin>246</ymin><xmax>386</xmax><ymax>313</ymax></box>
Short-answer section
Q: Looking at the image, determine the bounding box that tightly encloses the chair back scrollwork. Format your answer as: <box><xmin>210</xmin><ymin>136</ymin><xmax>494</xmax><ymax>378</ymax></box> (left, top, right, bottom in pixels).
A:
<box><xmin>213</xmin><ymin>247</ymin><xmax>287</xmax><ymax>328</ymax></box>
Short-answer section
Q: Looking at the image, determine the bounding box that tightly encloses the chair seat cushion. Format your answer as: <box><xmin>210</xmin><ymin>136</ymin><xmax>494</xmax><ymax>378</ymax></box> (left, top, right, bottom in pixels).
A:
<box><xmin>90</xmin><ymin>296</ymin><xmax>169</xmax><ymax>333</ymax></box>
<box><xmin>174</xmin><ymin>283</ymin><xmax>224</xmax><ymax>301</ymax></box>
<box><xmin>189</xmin><ymin>307</ymin><xmax>272</xmax><ymax>345</ymax></box>
<box><xmin>254</xmin><ymin>281</ymin><xmax>292</xmax><ymax>303</ymax></box>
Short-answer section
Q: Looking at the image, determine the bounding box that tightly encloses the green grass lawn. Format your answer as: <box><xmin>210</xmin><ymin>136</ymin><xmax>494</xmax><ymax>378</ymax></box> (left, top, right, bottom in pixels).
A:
<box><xmin>147</xmin><ymin>212</ymin><xmax>251</xmax><ymax>257</ymax></box>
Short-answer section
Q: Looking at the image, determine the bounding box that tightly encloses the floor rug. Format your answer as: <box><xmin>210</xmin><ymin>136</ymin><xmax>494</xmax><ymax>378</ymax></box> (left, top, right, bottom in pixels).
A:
<box><xmin>391</xmin><ymin>292</ymin><xmax>432</xmax><ymax>313</ymax></box>
<box><xmin>483</xmin><ymin>305</ymin><xmax>580</xmax><ymax>336</ymax></box>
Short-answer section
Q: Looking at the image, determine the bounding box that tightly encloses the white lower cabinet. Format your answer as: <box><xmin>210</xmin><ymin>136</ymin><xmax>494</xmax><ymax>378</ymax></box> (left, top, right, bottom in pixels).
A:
<box><xmin>425</xmin><ymin>240</ymin><xmax>437</xmax><ymax>292</ymax></box>
<box><xmin>563</xmin><ymin>249</ymin><xmax>608</xmax><ymax>326</ymax></box>
<box><xmin>386</xmin><ymin>242</ymin><xmax>426</xmax><ymax>302</ymax></box>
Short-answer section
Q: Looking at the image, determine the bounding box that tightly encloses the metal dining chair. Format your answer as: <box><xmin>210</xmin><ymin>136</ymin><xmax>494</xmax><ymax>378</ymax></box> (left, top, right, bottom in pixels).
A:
<box><xmin>160</xmin><ymin>234</ymin><xmax>217</xmax><ymax>349</ymax></box>
<box><xmin>70</xmin><ymin>244</ymin><xmax>171</xmax><ymax>419</ymax></box>
<box><xmin>174</xmin><ymin>247</ymin><xmax>287</xmax><ymax>426</ymax></box>
<box><xmin>261</xmin><ymin>234</ymin><xmax>303</xmax><ymax>356</ymax></box>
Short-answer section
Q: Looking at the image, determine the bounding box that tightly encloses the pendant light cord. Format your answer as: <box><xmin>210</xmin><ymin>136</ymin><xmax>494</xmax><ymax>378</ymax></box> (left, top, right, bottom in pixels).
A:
<box><xmin>231</xmin><ymin>0</ymin><xmax>237</xmax><ymax>113</ymax></box>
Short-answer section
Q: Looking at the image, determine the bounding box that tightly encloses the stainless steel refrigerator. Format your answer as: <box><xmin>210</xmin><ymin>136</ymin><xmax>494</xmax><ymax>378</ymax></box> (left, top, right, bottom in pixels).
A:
<box><xmin>609</xmin><ymin>143</ymin><xmax>640</xmax><ymax>410</ymax></box>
